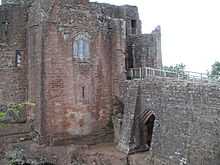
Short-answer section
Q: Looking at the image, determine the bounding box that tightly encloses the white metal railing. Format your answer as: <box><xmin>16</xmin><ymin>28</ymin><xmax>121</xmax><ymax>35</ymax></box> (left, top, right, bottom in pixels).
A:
<box><xmin>127</xmin><ymin>67</ymin><xmax>220</xmax><ymax>84</ymax></box>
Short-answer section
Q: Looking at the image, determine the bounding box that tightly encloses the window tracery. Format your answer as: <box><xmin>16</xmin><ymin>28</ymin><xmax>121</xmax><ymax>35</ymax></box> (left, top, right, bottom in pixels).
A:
<box><xmin>73</xmin><ymin>33</ymin><xmax>90</xmax><ymax>60</ymax></box>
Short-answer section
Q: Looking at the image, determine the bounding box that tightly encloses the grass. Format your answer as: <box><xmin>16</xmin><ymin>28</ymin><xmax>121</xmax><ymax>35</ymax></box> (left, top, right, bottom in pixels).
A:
<box><xmin>0</xmin><ymin>111</ymin><xmax>6</xmax><ymax>119</ymax></box>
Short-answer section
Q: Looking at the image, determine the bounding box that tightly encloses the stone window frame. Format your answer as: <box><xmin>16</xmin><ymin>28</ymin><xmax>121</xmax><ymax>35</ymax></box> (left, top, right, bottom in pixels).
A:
<box><xmin>15</xmin><ymin>49</ymin><xmax>23</xmax><ymax>67</ymax></box>
<box><xmin>131</xmin><ymin>19</ymin><xmax>137</xmax><ymax>34</ymax></box>
<box><xmin>72</xmin><ymin>32</ymin><xmax>91</xmax><ymax>61</ymax></box>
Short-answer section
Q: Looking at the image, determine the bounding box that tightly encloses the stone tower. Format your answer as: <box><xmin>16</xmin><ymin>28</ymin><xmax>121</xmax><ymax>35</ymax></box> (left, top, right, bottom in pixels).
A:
<box><xmin>0</xmin><ymin>0</ymin><xmax>162</xmax><ymax>144</ymax></box>
<box><xmin>26</xmin><ymin>0</ymin><xmax>126</xmax><ymax>144</ymax></box>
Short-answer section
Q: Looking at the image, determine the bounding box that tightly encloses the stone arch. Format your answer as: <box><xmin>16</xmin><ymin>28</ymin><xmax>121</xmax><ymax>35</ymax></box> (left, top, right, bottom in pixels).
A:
<box><xmin>132</xmin><ymin>110</ymin><xmax>155</xmax><ymax>153</ymax></box>
<box><xmin>141</xmin><ymin>111</ymin><xmax>155</xmax><ymax>147</ymax></box>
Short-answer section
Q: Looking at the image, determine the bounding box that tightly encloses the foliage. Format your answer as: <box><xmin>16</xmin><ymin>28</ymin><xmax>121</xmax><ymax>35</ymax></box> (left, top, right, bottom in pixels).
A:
<box><xmin>208</xmin><ymin>61</ymin><xmax>220</xmax><ymax>80</ymax></box>
<box><xmin>0</xmin><ymin>112</ymin><xmax>6</xmax><ymax>119</ymax></box>
<box><xmin>0</xmin><ymin>104</ymin><xmax>24</xmax><ymax>122</ymax></box>
<box><xmin>162</xmin><ymin>63</ymin><xmax>186</xmax><ymax>73</ymax></box>
<box><xmin>8</xmin><ymin>103</ymin><xmax>25</xmax><ymax>113</ymax></box>
<box><xmin>162</xmin><ymin>63</ymin><xmax>187</xmax><ymax>79</ymax></box>
<box><xmin>0</xmin><ymin>102</ymin><xmax>35</xmax><ymax>126</ymax></box>
<box><xmin>0</xmin><ymin>112</ymin><xmax>7</xmax><ymax>127</ymax></box>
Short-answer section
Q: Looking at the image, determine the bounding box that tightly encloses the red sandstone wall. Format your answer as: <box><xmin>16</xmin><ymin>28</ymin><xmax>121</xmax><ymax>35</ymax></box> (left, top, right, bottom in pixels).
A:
<box><xmin>27</xmin><ymin>0</ymin><xmax>126</xmax><ymax>141</ymax></box>
<box><xmin>0</xmin><ymin>5</ymin><xmax>27</xmax><ymax>105</ymax></box>
<box><xmin>0</xmin><ymin>68</ymin><xmax>26</xmax><ymax>104</ymax></box>
<box><xmin>43</xmin><ymin>25</ymin><xmax>113</xmax><ymax>137</ymax></box>
<box><xmin>27</xmin><ymin>0</ymin><xmax>45</xmax><ymax>140</ymax></box>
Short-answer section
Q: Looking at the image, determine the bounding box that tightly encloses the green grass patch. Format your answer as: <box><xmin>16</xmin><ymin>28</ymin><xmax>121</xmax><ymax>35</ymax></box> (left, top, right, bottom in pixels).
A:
<box><xmin>0</xmin><ymin>112</ymin><xmax>6</xmax><ymax>119</ymax></box>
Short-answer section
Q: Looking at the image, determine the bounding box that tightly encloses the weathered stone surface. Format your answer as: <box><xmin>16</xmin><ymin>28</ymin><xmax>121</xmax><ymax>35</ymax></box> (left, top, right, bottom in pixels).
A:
<box><xmin>0</xmin><ymin>0</ymin><xmax>161</xmax><ymax>144</ymax></box>
<box><xmin>112</xmin><ymin>116</ymin><xmax>122</xmax><ymax>144</ymax></box>
<box><xmin>26</xmin><ymin>0</ymin><xmax>128</xmax><ymax>143</ymax></box>
<box><xmin>2</xmin><ymin>1</ymin><xmax>218</xmax><ymax>165</ymax></box>
<box><xmin>0</xmin><ymin>142</ymin><xmax>153</xmax><ymax>165</ymax></box>
<box><xmin>0</xmin><ymin>68</ymin><xmax>27</xmax><ymax>105</ymax></box>
<box><xmin>119</xmin><ymin>77</ymin><xmax>220</xmax><ymax>165</ymax></box>
<box><xmin>0</xmin><ymin>4</ymin><xmax>27</xmax><ymax>107</ymax></box>
<box><xmin>127</xmin><ymin>27</ymin><xmax>162</xmax><ymax>69</ymax></box>
<box><xmin>0</xmin><ymin>104</ymin><xmax>7</xmax><ymax>112</ymax></box>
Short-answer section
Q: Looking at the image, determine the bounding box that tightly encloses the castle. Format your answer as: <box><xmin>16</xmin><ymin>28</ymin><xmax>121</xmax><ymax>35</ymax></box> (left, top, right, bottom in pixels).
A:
<box><xmin>0</xmin><ymin>0</ymin><xmax>161</xmax><ymax>141</ymax></box>
<box><xmin>0</xmin><ymin>0</ymin><xmax>219</xmax><ymax>165</ymax></box>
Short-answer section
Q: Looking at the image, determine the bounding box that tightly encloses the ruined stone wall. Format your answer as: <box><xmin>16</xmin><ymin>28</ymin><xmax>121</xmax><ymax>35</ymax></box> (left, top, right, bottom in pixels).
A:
<box><xmin>127</xmin><ymin>34</ymin><xmax>155</xmax><ymax>68</ymax></box>
<box><xmin>0</xmin><ymin>0</ymin><xmax>160</xmax><ymax>147</ymax></box>
<box><xmin>120</xmin><ymin>78</ymin><xmax>220</xmax><ymax>165</ymax></box>
<box><xmin>90</xmin><ymin>2</ymin><xmax>162</xmax><ymax>69</ymax></box>
<box><xmin>110</xmin><ymin>18</ymin><xmax>126</xmax><ymax>97</ymax></box>
<box><xmin>26</xmin><ymin>0</ymin><xmax>126</xmax><ymax>143</ymax></box>
<box><xmin>0</xmin><ymin>5</ymin><xmax>27</xmax><ymax>47</ymax></box>
<box><xmin>0</xmin><ymin>50</ymin><xmax>16</xmax><ymax>67</ymax></box>
<box><xmin>127</xmin><ymin>27</ymin><xmax>162</xmax><ymax>69</ymax></box>
<box><xmin>89</xmin><ymin>2</ymin><xmax>141</xmax><ymax>36</ymax></box>
<box><xmin>0</xmin><ymin>4</ymin><xmax>28</xmax><ymax>144</ymax></box>
<box><xmin>0</xmin><ymin>4</ymin><xmax>27</xmax><ymax>69</ymax></box>
<box><xmin>0</xmin><ymin>5</ymin><xmax>27</xmax><ymax>105</ymax></box>
<box><xmin>152</xmin><ymin>26</ymin><xmax>162</xmax><ymax>68</ymax></box>
<box><xmin>0</xmin><ymin>68</ymin><xmax>26</xmax><ymax>104</ymax></box>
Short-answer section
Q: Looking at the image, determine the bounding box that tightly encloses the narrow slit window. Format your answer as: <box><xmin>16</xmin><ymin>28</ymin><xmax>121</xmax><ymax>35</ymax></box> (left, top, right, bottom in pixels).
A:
<box><xmin>82</xmin><ymin>86</ymin><xmax>85</xmax><ymax>99</ymax></box>
<box><xmin>1</xmin><ymin>20</ymin><xmax>9</xmax><ymax>38</ymax></box>
<box><xmin>131</xmin><ymin>20</ymin><xmax>137</xmax><ymax>34</ymax></box>
<box><xmin>15</xmin><ymin>50</ymin><xmax>22</xmax><ymax>67</ymax></box>
<box><xmin>146</xmin><ymin>48</ymin><xmax>149</xmax><ymax>57</ymax></box>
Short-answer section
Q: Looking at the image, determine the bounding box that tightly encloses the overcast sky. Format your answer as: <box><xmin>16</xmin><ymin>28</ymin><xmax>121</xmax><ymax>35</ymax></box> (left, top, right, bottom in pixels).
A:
<box><xmin>1</xmin><ymin>0</ymin><xmax>220</xmax><ymax>73</ymax></box>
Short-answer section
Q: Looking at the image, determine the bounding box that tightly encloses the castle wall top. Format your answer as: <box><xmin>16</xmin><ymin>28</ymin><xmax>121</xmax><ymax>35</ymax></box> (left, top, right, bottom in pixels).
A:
<box><xmin>1</xmin><ymin>0</ymin><xmax>89</xmax><ymax>6</ymax></box>
<box><xmin>1</xmin><ymin>0</ymin><xmax>34</xmax><ymax>5</ymax></box>
<box><xmin>2</xmin><ymin>0</ymin><xmax>19</xmax><ymax>5</ymax></box>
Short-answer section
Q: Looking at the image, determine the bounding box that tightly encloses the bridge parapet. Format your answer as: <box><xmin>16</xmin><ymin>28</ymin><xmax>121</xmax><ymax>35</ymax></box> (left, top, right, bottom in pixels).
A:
<box><xmin>127</xmin><ymin>67</ymin><xmax>220</xmax><ymax>84</ymax></box>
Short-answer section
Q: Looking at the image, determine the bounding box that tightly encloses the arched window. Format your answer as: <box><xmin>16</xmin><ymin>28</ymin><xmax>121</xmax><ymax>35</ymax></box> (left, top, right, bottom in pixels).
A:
<box><xmin>73</xmin><ymin>33</ymin><xmax>90</xmax><ymax>59</ymax></box>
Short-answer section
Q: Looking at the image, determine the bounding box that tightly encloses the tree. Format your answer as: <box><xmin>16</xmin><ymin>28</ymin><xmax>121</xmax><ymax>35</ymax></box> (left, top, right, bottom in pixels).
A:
<box><xmin>162</xmin><ymin>63</ymin><xmax>186</xmax><ymax>73</ymax></box>
<box><xmin>161</xmin><ymin>63</ymin><xmax>186</xmax><ymax>79</ymax></box>
<box><xmin>209</xmin><ymin>61</ymin><xmax>220</xmax><ymax>80</ymax></box>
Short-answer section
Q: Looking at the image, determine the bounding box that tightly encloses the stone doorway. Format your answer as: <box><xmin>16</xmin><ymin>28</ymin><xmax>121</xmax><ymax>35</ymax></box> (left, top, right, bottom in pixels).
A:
<box><xmin>142</xmin><ymin>112</ymin><xmax>155</xmax><ymax>148</ymax></box>
<box><xmin>130</xmin><ymin>110</ymin><xmax>155</xmax><ymax>154</ymax></box>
